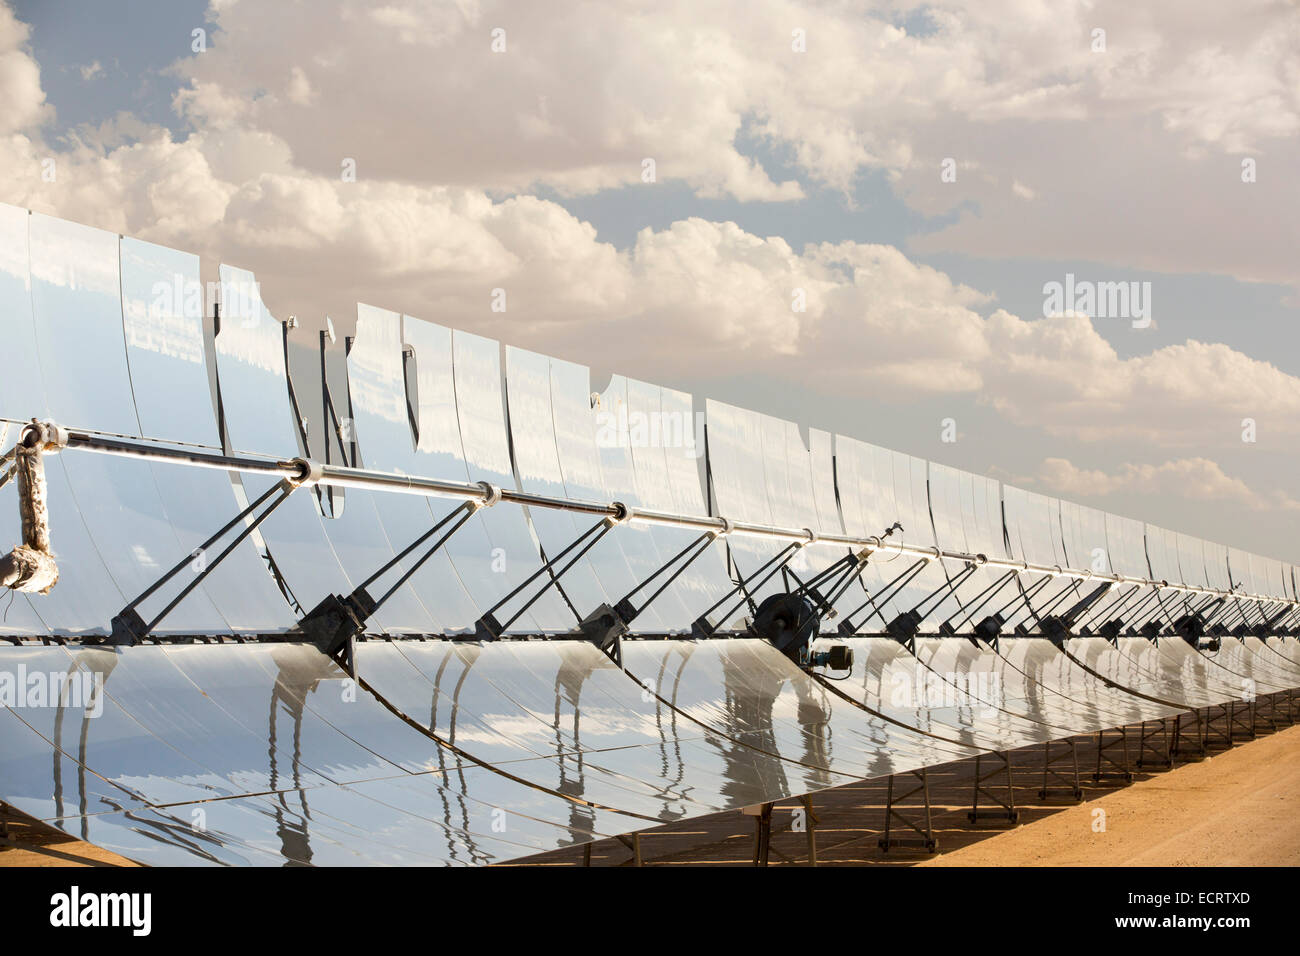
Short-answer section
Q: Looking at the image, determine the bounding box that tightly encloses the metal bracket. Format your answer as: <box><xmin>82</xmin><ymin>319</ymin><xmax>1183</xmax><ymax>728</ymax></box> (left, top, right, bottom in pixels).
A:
<box><xmin>1038</xmin><ymin>581</ymin><xmax>1112</xmax><ymax>645</ymax></box>
<box><xmin>287</xmin><ymin>590</ymin><xmax>374</xmax><ymax>674</ymax></box>
<box><xmin>577</xmin><ymin>601</ymin><xmax>632</xmax><ymax>666</ymax></box>
<box><xmin>1096</xmin><ymin>618</ymin><xmax>1124</xmax><ymax>644</ymax></box>
<box><xmin>972</xmin><ymin>612</ymin><xmax>1004</xmax><ymax>649</ymax></box>
<box><xmin>885</xmin><ymin>609</ymin><xmax>922</xmax><ymax>653</ymax></box>
<box><xmin>106</xmin><ymin>478</ymin><xmax>296</xmax><ymax>646</ymax></box>
<box><xmin>474</xmin><ymin>515</ymin><xmax>614</xmax><ymax>639</ymax></box>
<box><xmin>1039</xmin><ymin>615</ymin><xmax>1072</xmax><ymax>646</ymax></box>
<box><xmin>587</xmin><ymin>529</ymin><xmax>719</xmax><ymax>653</ymax></box>
<box><xmin>836</xmin><ymin>550</ymin><xmax>929</xmax><ymax>635</ymax></box>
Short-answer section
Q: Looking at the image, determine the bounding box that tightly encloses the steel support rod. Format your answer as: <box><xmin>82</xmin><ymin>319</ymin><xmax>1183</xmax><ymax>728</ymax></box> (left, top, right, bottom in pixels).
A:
<box><xmin>27</xmin><ymin>425</ymin><xmax>1293</xmax><ymax>612</ymax></box>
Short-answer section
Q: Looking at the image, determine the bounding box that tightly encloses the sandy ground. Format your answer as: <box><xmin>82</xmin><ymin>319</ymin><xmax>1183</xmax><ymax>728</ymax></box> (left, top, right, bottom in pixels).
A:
<box><xmin>3</xmin><ymin>717</ymin><xmax>1298</xmax><ymax>868</ymax></box>
<box><xmin>921</xmin><ymin>722</ymin><xmax>1300</xmax><ymax>867</ymax></box>
<box><xmin>0</xmin><ymin>814</ymin><xmax>135</xmax><ymax>867</ymax></box>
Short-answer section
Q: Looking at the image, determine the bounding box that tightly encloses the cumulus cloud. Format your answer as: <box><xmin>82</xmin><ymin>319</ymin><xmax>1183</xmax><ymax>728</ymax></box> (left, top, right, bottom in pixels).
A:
<box><xmin>0</xmin><ymin>2</ymin><xmax>49</xmax><ymax>135</ymax></box>
<box><xmin>174</xmin><ymin>0</ymin><xmax>808</xmax><ymax>201</ymax></box>
<box><xmin>982</xmin><ymin>313</ymin><xmax>1300</xmax><ymax>444</ymax></box>
<box><xmin>153</xmin><ymin>0</ymin><xmax>1300</xmax><ymax>285</ymax></box>
<box><xmin>1</xmin><ymin>0</ymin><xmax>1297</xmax><ymax>458</ymax></box>
<box><xmin>6</xmin><ymin>1</ymin><xmax>1298</xmax><ymax>285</ymax></box>
<box><xmin>4</xmin><ymin>110</ymin><xmax>1299</xmax><ymax>451</ymax></box>
<box><xmin>1027</xmin><ymin>456</ymin><xmax>1300</xmax><ymax>513</ymax></box>
<box><xmin>176</xmin><ymin>1</ymin><xmax>1300</xmax><ymax>191</ymax></box>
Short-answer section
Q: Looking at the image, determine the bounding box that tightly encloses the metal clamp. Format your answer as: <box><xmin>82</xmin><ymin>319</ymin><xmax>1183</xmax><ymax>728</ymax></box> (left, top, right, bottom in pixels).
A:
<box><xmin>287</xmin><ymin>457</ymin><xmax>324</xmax><ymax>488</ymax></box>
<box><xmin>20</xmin><ymin>420</ymin><xmax>69</xmax><ymax>453</ymax></box>
<box><xmin>476</xmin><ymin>481</ymin><xmax>502</xmax><ymax>508</ymax></box>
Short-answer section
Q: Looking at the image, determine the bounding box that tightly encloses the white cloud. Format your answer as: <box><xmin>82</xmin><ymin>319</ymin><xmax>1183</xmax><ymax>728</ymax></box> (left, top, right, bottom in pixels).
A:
<box><xmin>0</xmin><ymin>2</ymin><xmax>49</xmax><ymax>135</ymax></box>
<box><xmin>982</xmin><ymin>313</ymin><xmax>1300</xmax><ymax>444</ymax></box>
<box><xmin>1026</xmin><ymin>456</ymin><xmax>1300</xmax><ymax>513</ymax></box>
<box><xmin>175</xmin><ymin>0</ymin><xmax>808</xmax><ymax>201</ymax></box>
<box><xmin>148</xmin><ymin>0</ymin><xmax>1300</xmax><ymax>286</ymax></box>
<box><xmin>285</xmin><ymin>66</ymin><xmax>314</xmax><ymax>106</ymax></box>
<box><xmin>0</xmin><ymin>0</ymin><xmax>1296</xmax><ymax>460</ymax></box>
<box><xmin>5</xmin><ymin>107</ymin><xmax>1298</xmax><ymax>452</ymax></box>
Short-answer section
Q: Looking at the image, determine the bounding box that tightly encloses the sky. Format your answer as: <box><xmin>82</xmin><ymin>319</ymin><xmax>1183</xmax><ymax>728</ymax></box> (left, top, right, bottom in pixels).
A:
<box><xmin>1</xmin><ymin>0</ymin><xmax>1297</xmax><ymax>561</ymax></box>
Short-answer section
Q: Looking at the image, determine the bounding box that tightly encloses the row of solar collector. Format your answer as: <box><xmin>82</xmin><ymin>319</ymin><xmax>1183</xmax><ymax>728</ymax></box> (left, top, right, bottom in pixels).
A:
<box><xmin>1</xmin><ymin>202</ymin><xmax>1296</xmax><ymax>643</ymax></box>
<box><xmin>2</xmin><ymin>206</ymin><xmax>1300</xmax><ymax>867</ymax></box>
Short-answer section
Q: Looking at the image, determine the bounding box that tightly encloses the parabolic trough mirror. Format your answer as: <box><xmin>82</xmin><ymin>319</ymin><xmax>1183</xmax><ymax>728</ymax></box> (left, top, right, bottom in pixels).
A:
<box><xmin>1</xmin><ymin>206</ymin><xmax>1297</xmax><ymax>865</ymax></box>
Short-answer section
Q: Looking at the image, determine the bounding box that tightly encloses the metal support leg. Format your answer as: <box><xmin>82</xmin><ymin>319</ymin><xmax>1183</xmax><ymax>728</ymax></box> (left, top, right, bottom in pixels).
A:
<box><xmin>1200</xmin><ymin>703</ymin><xmax>1235</xmax><ymax>751</ymax></box>
<box><xmin>1038</xmin><ymin>739</ymin><xmax>1082</xmax><ymax>801</ymax></box>
<box><xmin>968</xmin><ymin>751</ymin><xmax>1018</xmax><ymax>823</ymax></box>
<box><xmin>1137</xmin><ymin>717</ymin><xmax>1174</xmax><ymax>769</ymax></box>
<box><xmin>747</xmin><ymin>799</ymin><xmax>818</xmax><ymax>866</ymax></box>
<box><xmin>802</xmin><ymin>794</ymin><xmax>818</xmax><ymax>867</ymax></box>
<box><xmin>1257</xmin><ymin>695</ymin><xmax>1276</xmax><ymax>735</ymax></box>
<box><xmin>614</xmin><ymin>833</ymin><xmax>643</xmax><ymax>867</ymax></box>
<box><xmin>1180</xmin><ymin>707</ymin><xmax>1206</xmax><ymax>759</ymax></box>
<box><xmin>879</xmin><ymin>769</ymin><xmax>938</xmax><ymax>852</ymax></box>
<box><xmin>1215</xmin><ymin>700</ymin><xmax>1256</xmax><ymax>746</ymax></box>
<box><xmin>1093</xmin><ymin>726</ymin><xmax>1133</xmax><ymax>783</ymax></box>
<box><xmin>752</xmin><ymin>802</ymin><xmax>774</xmax><ymax>866</ymax></box>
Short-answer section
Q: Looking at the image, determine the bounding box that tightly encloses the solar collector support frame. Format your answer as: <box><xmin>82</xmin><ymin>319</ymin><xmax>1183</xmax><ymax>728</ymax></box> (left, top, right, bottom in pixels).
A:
<box><xmin>27</xmin><ymin>427</ymin><xmax>1291</xmax><ymax>624</ymax></box>
<box><xmin>12</xmin><ymin>390</ymin><xmax>1300</xmax><ymax>856</ymax></box>
<box><xmin>38</xmin><ymin>429</ymin><xmax>1279</xmax><ymax>600</ymax></box>
<box><xmin>6</xmin><ymin>212</ymin><xmax>1300</xmax><ymax>870</ymax></box>
<box><xmin>18</xmin><ymin>418</ymin><xmax>1298</xmax><ymax>747</ymax></box>
<box><xmin>17</xmin><ymin>421</ymin><xmax>1289</xmax><ymax>697</ymax></box>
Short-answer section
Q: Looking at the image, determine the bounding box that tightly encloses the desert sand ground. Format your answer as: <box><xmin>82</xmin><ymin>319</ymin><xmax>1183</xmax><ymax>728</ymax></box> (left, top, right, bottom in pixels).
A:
<box><xmin>3</xmin><ymin>717</ymin><xmax>1298</xmax><ymax>868</ymax></box>
<box><xmin>920</xmin><ymin>721</ymin><xmax>1300</xmax><ymax>867</ymax></box>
